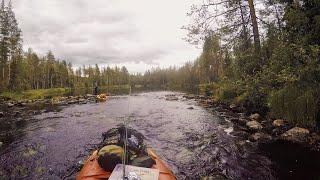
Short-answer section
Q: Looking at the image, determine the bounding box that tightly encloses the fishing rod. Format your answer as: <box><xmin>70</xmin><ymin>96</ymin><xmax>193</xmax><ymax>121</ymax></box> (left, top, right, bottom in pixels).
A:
<box><xmin>122</xmin><ymin>85</ymin><xmax>132</xmax><ymax>180</ymax></box>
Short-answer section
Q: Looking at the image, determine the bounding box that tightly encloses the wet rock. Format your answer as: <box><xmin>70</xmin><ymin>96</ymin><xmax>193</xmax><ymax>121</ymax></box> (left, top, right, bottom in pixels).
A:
<box><xmin>281</xmin><ymin>127</ymin><xmax>310</xmax><ymax>142</ymax></box>
<box><xmin>307</xmin><ymin>133</ymin><xmax>320</xmax><ymax>148</ymax></box>
<box><xmin>249</xmin><ymin>113</ymin><xmax>261</xmax><ymax>121</ymax></box>
<box><xmin>166</xmin><ymin>96</ymin><xmax>179</xmax><ymax>101</ymax></box>
<box><xmin>273</xmin><ymin>119</ymin><xmax>285</xmax><ymax>127</ymax></box>
<box><xmin>22</xmin><ymin>147</ymin><xmax>37</xmax><ymax>157</ymax></box>
<box><xmin>230</xmin><ymin>130</ymin><xmax>250</xmax><ymax>138</ymax></box>
<box><xmin>74</xmin><ymin>113</ymin><xmax>81</xmax><ymax>117</ymax></box>
<box><xmin>7</xmin><ymin>102</ymin><xmax>14</xmax><ymax>107</ymax></box>
<box><xmin>249</xmin><ymin>132</ymin><xmax>272</xmax><ymax>142</ymax></box>
<box><xmin>0</xmin><ymin>141</ymin><xmax>3</xmax><ymax>148</ymax></box>
<box><xmin>68</xmin><ymin>100</ymin><xmax>78</xmax><ymax>104</ymax></box>
<box><xmin>13</xmin><ymin>111</ymin><xmax>21</xmax><ymax>117</ymax></box>
<box><xmin>229</xmin><ymin>103</ymin><xmax>237</xmax><ymax>109</ymax></box>
<box><xmin>246</xmin><ymin>121</ymin><xmax>263</xmax><ymax>131</ymax></box>
<box><xmin>0</xmin><ymin>112</ymin><xmax>3</xmax><ymax>117</ymax></box>
<box><xmin>78</xmin><ymin>99</ymin><xmax>87</xmax><ymax>104</ymax></box>
<box><xmin>187</xmin><ymin>107</ymin><xmax>194</xmax><ymax>110</ymax></box>
<box><xmin>230</xmin><ymin>118</ymin><xmax>247</xmax><ymax>126</ymax></box>
<box><xmin>229</xmin><ymin>104</ymin><xmax>242</xmax><ymax>113</ymax></box>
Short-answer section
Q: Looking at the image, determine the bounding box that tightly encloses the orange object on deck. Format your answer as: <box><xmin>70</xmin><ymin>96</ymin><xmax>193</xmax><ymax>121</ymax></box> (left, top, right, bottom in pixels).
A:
<box><xmin>76</xmin><ymin>148</ymin><xmax>176</xmax><ymax>180</ymax></box>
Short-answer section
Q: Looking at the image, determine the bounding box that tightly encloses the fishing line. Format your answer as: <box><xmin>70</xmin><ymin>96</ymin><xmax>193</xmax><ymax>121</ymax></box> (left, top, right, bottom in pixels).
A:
<box><xmin>122</xmin><ymin>86</ymin><xmax>131</xmax><ymax>179</ymax></box>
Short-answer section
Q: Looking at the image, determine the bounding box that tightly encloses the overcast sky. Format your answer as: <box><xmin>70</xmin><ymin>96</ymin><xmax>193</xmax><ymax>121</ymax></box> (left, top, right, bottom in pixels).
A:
<box><xmin>12</xmin><ymin>0</ymin><xmax>202</xmax><ymax>73</ymax></box>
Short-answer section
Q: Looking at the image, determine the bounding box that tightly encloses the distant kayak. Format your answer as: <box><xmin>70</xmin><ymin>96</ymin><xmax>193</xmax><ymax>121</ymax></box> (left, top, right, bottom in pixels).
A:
<box><xmin>76</xmin><ymin>126</ymin><xmax>176</xmax><ymax>180</ymax></box>
<box><xmin>96</xmin><ymin>94</ymin><xmax>108</xmax><ymax>102</ymax></box>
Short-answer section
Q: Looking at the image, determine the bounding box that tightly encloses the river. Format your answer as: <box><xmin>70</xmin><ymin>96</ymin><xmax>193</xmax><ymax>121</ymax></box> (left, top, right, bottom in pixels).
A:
<box><xmin>0</xmin><ymin>91</ymin><xmax>310</xmax><ymax>179</ymax></box>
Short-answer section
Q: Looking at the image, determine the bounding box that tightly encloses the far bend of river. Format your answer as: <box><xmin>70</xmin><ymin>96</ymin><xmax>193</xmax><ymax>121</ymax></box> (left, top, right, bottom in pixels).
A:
<box><xmin>1</xmin><ymin>92</ymin><xmax>279</xmax><ymax>179</ymax></box>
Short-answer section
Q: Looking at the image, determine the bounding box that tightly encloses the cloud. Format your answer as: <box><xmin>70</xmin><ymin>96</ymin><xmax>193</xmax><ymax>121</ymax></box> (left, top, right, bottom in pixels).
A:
<box><xmin>12</xmin><ymin>0</ymin><xmax>201</xmax><ymax>73</ymax></box>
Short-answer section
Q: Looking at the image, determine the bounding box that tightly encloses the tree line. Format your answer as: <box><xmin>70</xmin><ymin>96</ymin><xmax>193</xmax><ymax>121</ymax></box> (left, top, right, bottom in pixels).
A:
<box><xmin>0</xmin><ymin>0</ymin><xmax>319</xmax><ymax>126</ymax></box>
<box><xmin>0</xmin><ymin>1</ymin><xmax>130</xmax><ymax>92</ymax></box>
<box><xmin>140</xmin><ymin>0</ymin><xmax>320</xmax><ymax>126</ymax></box>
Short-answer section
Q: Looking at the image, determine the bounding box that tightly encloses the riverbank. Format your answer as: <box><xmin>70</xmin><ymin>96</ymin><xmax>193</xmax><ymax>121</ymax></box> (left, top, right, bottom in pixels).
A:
<box><xmin>181</xmin><ymin>93</ymin><xmax>320</xmax><ymax>179</ymax></box>
<box><xmin>0</xmin><ymin>85</ymin><xmax>137</xmax><ymax>102</ymax></box>
<box><xmin>183</xmin><ymin>93</ymin><xmax>320</xmax><ymax>148</ymax></box>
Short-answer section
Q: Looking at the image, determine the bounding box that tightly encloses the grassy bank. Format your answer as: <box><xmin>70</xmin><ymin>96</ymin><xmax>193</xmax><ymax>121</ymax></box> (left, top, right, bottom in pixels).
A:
<box><xmin>0</xmin><ymin>88</ymin><xmax>71</xmax><ymax>101</ymax></box>
<box><xmin>198</xmin><ymin>82</ymin><xmax>319</xmax><ymax>127</ymax></box>
<box><xmin>0</xmin><ymin>85</ymin><xmax>149</xmax><ymax>101</ymax></box>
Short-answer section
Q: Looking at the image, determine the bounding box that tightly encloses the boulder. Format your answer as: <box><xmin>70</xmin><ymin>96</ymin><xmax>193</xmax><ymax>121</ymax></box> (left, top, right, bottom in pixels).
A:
<box><xmin>229</xmin><ymin>104</ymin><xmax>237</xmax><ymax>109</ymax></box>
<box><xmin>79</xmin><ymin>99</ymin><xmax>87</xmax><ymax>104</ymax></box>
<box><xmin>230</xmin><ymin>118</ymin><xmax>247</xmax><ymax>126</ymax></box>
<box><xmin>86</xmin><ymin>94</ymin><xmax>94</xmax><ymax>97</ymax></box>
<box><xmin>281</xmin><ymin>127</ymin><xmax>310</xmax><ymax>142</ymax></box>
<box><xmin>187</xmin><ymin>107</ymin><xmax>194</xmax><ymax>110</ymax></box>
<box><xmin>183</xmin><ymin>94</ymin><xmax>195</xmax><ymax>99</ymax></box>
<box><xmin>166</xmin><ymin>96</ymin><xmax>178</xmax><ymax>101</ymax></box>
<box><xmin>249</xmin><ymin>132</ymin><xmax>272</xmax><ymax>142</ymax></box>
<box><xmin>273</xmin><ymin>119</ymin><xmax>285</xmax><ymax>127</ymax></box>
<box><xmin>0</xmin><ymin>141</ymin><xmax>3</xmax><ymax>148</ymax></box>
<box><xmin>249</xmin><ymin>113</ymin><xmax>261</xmax><ymax>121</ymax></box>
<box><xmin>246</xmin><ymin>121</ymin><xmax>263</xmax><ymax>131</ymax></box>
<box><xmin>307</xmin><ymin>133</ymin><xmax>320</xmax><ymax>146</ymax></box>
<box><xmin>0</xmin><ymin>112</ymin><xmax>3</xmax><ymax>117</ymax></box>
<box><xmin>7</xmin><ymin>102</ymin><xmax>14</xmax><ymax>108</ymax></box>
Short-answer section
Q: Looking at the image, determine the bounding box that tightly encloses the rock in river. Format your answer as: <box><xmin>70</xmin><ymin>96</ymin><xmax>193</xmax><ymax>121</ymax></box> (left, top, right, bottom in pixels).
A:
<box><xmin>272</xmin><ymin>119</ymin><xmax>285</xmax><ymax>127</ymax></box>
<box><xmin>0</xmin><ymin>112</ymin><xmax>3</xmax><ymax>117</ymax></box>
<box><xmin>249</xmin><ymin>132</ymin><xmax>272</xmax><ymax>142</ymax></box>
<box><xmin>281</xmin><ymin>127</ymin><xmax>310</xmax><ymax>142</ymax></box>
<box><xmin>7</xmin><ymin>102</ymin><xmax>14</xmax><ymax>107</ymax></box>
<box><xmin>231</xmin><ymin>118</ymin><xmax>247</xmax><ymax>126</ymax></box>
<box><xmin>246</xmin><ymin>121</ymin><xmax>263</xmax><ymax>131</ymax></box>
<box><xmin>249</xmin><ymin>113</ymin><xmax>261</xmax><ymax>121</ymax></box>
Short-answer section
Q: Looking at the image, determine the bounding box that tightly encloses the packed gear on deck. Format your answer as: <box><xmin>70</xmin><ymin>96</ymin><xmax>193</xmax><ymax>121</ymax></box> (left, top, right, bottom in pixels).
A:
<box><xmin>76</xmin><ymin>126</ymin><xmax>176</xmax><ymax>180</ymax></box>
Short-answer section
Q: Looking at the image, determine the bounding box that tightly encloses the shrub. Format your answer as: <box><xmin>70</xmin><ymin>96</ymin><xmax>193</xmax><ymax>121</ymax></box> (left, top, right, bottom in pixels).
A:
<box><xmin>269</xmin><ymin>85</ymin><xmax>318</xmax><ymax>127</ymax></box>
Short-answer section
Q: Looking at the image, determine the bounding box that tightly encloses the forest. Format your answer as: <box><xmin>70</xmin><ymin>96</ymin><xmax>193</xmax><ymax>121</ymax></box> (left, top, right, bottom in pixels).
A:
<box><xmin>0</xmin><ymin>0</ymin><xmax>319</xmax><ymax>126</ymax></box>
<box><xmin>135</xmin><ymin>0</ymin><xmax>320</xmax><ymax>127</ymax></box>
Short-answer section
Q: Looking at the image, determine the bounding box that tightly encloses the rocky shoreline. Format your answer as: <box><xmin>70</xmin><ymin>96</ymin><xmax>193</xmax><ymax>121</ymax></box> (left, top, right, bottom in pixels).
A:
<box><xmin>181</xmin><ymin>94</ymin><xmax>320</xmax><ymax>151</ymax></box>
<box><xmin>179</xmin><ymin>93</ymin><xmax>320</xmax><ymax>179</ymax></box>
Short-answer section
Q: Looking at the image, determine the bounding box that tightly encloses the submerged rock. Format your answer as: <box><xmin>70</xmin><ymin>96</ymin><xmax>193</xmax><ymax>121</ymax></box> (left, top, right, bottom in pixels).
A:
<box><xmin>281</xmin><ymin>127</ymin><xmax>310</xmax><ymax>142</ymax></box>
<box><xmin>249</xmin><ymin>113</ymin><xmax>261</xmax><ymax>121</ymax></box>
<box><xmin>187</xmin><ymin>107</ymin><xmax>194</xmax><ymax>110</ymax></box>
<box><xmin>272</xmin><ymin>119</ymin><xmax>285</xmax><ymax>127</ymax></box>
<box><xmin>231</xmin><ymin>118</ymin><xmax>247</xmax><ymax>126</ymax></box>
<box><xmin>249</xmin><ymin>132</ymin><xmax>272</xmax><ymax>142</ymax></box>
<box><xmin>200</xmin><ymin>175</ymin><xmax>228</xmax><ymax>180</ymax></box>
<box><xmin>246</xmin><ymin>121</ymin><xmax>263</xmax><ymax>131</ymax></box>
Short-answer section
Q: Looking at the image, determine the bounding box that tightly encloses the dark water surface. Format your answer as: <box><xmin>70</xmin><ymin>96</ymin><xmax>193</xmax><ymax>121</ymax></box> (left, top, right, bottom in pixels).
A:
<box><xmin>1</xmin><ymin>92</ymin><xmax>276</xmax><ymax>179</ymax></box>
